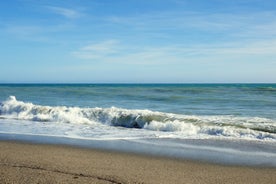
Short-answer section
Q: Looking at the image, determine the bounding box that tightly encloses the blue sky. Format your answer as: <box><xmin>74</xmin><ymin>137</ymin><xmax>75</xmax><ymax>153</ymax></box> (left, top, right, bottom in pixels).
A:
<box><xmin>0</xmin><ymin>0</ymin><xmax>275</xmax><ymax>83</ymax></box>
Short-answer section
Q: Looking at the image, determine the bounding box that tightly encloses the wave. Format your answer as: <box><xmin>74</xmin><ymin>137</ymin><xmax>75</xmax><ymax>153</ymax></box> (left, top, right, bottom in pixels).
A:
<box><xmin>0</xmin><ymin>96</ymin><xmax>275</xmax><ymax>140</ymax></box>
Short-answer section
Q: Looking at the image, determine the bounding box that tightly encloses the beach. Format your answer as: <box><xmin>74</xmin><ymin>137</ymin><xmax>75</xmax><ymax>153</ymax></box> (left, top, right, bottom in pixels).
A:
<box><xmin>1</xmin><ymin>141</ymin><xmax>275</xmax><ymax>184</ymax></box>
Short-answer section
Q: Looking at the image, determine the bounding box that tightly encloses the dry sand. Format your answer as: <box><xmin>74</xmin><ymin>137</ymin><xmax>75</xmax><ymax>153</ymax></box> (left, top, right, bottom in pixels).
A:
<box><xmin>0</xmin><ymin>141</ymin><xmax>275</xmax><ymax>184</ymax></box>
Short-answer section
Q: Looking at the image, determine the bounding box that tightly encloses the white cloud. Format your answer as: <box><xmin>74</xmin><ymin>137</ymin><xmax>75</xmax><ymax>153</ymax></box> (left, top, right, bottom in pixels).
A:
<box><xmin>4</xmin><ymin>25</ymin><xmax>49</xmax><ymax>42</ymax></box>
<box><xmin>6</xmin><ymin>25</ymin><xmax>42</xmax><ymax>36</ymax></box>
<box><xmin>71</xmin><ymin>9</ymin><xmax>276</xmax><ymax>65</ymax></box>
<box><xmin>106</xmin><ymin>11</ymin><xmax>276</xmax><ymax>40</ymax></box>
<box><xmin>4</xmin><ymin>23</ymin><xmax>75</xmax><ymax>42</ymax></box>
<box><xmin>46</xmin><ymin>6</ymin><xmax>81</xmax><ymax>19</ymax></box>
<box><xmin>72</xmin><ymin>39</ymin><xmax>276</xmax><ymax>65</ymax></box>
<box><xmin>72</xmin><ymin>40</ymin><xmax>120</xmax><ymax>59</ymax></box>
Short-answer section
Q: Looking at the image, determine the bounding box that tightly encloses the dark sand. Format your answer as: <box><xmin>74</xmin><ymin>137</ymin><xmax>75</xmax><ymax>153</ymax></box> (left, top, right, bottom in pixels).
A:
<box><xmin>0</xmin><ymin>141</ymin><xmax>275</xmax><ymax>184</ymax></box>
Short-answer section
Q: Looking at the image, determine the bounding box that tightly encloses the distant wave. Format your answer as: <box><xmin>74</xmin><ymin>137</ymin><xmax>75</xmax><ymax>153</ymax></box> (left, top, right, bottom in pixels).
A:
<box><xmin>0</xmin><ymin>96</ymin><xmax>275</xmax><ymax>141</ymax></box>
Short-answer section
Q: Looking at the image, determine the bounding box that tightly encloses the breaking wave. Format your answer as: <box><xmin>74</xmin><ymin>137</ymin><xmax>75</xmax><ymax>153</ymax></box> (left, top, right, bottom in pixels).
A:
<box><xmin>0</xmin><ymin>96</ymin><xmax>275</xmax><ymax>140</ymax></box>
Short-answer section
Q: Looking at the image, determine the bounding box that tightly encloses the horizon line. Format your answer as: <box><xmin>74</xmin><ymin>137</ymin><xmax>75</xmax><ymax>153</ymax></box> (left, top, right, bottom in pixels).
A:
<box><xmin>0</xmin><ymin>82</ymin><xmax>275</xmax><ymax>85</ymax></box>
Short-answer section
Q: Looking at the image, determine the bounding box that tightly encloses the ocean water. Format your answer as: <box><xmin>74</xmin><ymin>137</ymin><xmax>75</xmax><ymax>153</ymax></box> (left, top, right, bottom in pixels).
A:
<box><xmin>0</xmin><ymin>84</ymin><xmax>276</xmax><ymax>166</ymax></box>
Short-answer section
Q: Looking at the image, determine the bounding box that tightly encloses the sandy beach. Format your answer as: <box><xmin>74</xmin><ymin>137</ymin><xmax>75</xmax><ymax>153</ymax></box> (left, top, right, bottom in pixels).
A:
<box><xmin>0</xmin><ymin>141</ymin><xmax>275</xmax><ymax>184</ymax></box>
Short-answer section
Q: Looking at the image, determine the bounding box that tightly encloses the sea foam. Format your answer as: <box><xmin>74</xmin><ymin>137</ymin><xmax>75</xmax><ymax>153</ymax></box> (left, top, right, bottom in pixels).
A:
<box><xmin>0</xmin><ymin>96</ymin><xmax>275</xmax><ymax>141</ymax></box>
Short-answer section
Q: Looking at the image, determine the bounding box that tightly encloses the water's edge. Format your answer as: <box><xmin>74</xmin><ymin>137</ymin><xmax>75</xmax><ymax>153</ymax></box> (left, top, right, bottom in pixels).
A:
<box><xmin>1</xmin><ymin>132</ymin><xmax>275</xmax><ymax>167</ymax></box>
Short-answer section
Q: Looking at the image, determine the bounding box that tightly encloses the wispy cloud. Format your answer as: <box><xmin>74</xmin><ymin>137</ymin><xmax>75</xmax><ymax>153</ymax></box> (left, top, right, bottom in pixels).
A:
<box><xmin>4</xmin><ymin>25</ymin><xmax>49</xmax><ymax>41</ymax></box>
<box><xmin>46</xmin><ymin>6</ymin><xmax>81</xmax><ymax>19</ymax></box>
<box><xmin>106</xmin><ymin>11</ymin><xmax>276</xmax><ymax>40</ymax></box>
<box><xmin>73</xmin><ymin>38</ymin><xmax>276</xmax><ymax>65</ymax></box>
<box><xmin>72</xmin><ymin>40</ymin><xmax>120</xmax><ymax>59</ymax></box>
<box><xmin>4</xmin><ymin>23</ymin><xmax>75</xmax><ymax>42</ymax></box>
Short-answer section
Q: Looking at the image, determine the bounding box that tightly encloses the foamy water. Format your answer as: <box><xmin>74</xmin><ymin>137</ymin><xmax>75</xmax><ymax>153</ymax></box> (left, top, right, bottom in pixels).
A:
<box><xmin>0</xmin><ymin>96</ymin><xmax>275</xmax><ymax>141</ymax></box>
<box><xmin>0</xmin><ymin>84</ymin><xmax>275</xmax><ymax>166</ymax></box>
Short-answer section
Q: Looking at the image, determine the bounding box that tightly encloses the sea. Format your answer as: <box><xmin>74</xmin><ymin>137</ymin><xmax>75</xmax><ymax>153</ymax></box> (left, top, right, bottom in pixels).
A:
<box><xmin>0</xmin><ymin>83</ymin><xmax>275</xmax><ymax>166</ymax></box>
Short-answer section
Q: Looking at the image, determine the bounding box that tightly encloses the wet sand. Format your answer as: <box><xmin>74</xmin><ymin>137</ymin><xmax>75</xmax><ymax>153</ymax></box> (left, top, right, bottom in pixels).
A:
<box><xmin>0</xmin><ymin>141</ymin><xmax>275</xmax><ymax>184</ymax></box>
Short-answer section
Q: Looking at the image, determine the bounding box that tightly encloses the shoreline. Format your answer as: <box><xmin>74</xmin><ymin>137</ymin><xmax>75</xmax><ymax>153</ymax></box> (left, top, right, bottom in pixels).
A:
<box><xmin>1</xmin><ymin>140</ymin><xmax>276</xmax><ymax>184</ymax></box>
<box><xmin>1</xmin><ymin>132</ymin><xmax>276</xmax><ymax>167</ymax></box>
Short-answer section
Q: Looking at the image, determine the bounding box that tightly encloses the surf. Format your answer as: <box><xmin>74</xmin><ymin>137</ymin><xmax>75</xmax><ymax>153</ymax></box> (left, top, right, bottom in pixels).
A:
<box><xmin>0</xmin><ymin>96</ymin><xmax>275</xmax><ymax>141</ymax></box>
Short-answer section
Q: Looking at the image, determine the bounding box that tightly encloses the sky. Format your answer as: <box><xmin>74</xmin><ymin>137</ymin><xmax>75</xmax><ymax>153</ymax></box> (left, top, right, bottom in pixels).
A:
<box><xmin>0</xmin><ymin>0</ymin><xmax>276</xmax><ymax>83</ymax></box>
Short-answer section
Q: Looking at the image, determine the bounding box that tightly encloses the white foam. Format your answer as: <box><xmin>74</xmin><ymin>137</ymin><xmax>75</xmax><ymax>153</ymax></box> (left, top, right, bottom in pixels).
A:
<box><xmin>0</xmin><ymin>96</ymin><xmax>275</xmax><ymax>141</ymax></box>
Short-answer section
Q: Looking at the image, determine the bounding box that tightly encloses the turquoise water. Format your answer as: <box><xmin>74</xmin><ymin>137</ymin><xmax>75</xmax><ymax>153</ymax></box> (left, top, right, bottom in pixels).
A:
<box><xmin>0</xmin><ymin>83</ymin><xmax>276</xmax><ymax>165</ymax></box>
<box><xmin>1</xmin><ymin>83</ymin><xmax>275</xmax><ymax>118</ymax></box>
